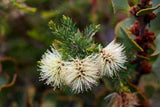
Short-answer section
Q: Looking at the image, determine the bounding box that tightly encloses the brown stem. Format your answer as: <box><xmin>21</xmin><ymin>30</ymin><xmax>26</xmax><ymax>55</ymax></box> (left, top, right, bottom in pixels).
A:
<box><xmin>132</xmin><ymin>74</ymin><xmax>141</xmax><ymax>85</ymax></box>
<box><xmin>132</xmin><ymin>18</ymin><xmax>146</xmax><ymax>85</ymax></box>
<box><xmin>131</xmin><ymin>0</ymin><xmax>153</xmax><ymax>86</ymax></box>
<box><xmin>138</xmin><ymin>17</ymin><xmax>146</xmax><ymax>36</ymax></box>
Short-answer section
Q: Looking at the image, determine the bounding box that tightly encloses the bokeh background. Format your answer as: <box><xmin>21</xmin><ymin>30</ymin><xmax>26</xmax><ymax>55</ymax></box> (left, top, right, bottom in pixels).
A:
<box><xmin>0</xmin><ymin>0</ymin><xmax>160</xmax><ymax>107</ymax></box>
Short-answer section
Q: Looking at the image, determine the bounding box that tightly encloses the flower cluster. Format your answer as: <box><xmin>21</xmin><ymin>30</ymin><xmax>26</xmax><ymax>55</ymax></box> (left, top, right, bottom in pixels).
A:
<box><xmin>38</xmin><ymin>48</ymin><xmax>65</xmax><ymax>89</ymax></box>
<box><xmin>98</xmin><ymin>41</ymin><xmax>126</xmax><ymax>77</ymax></box>
<box><xmin>129</xmin><ymin>16</ymin><xmax>156</xmax><ymax>75</ymax></box>
<box><xmin>38</xmin><ymin>41</ymin><xmax>126</xmax><ymax>93</ymax></box>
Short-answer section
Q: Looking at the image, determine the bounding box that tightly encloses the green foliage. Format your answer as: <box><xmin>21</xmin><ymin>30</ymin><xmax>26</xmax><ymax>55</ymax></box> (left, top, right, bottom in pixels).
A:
<box><xmin>115</xmin><ymin>18</ymin><xmax>143</xmax><ymax>52</ymax></box>
<box><xmin>0</xmin><ymin>19</ymin><xmax>9</xmax><ymax>36</ymax></box>
<box><xmin>0</xmin><ymin>76</ymin><xmax>7</xmax><ymax>86</ymax></box>
<box><xmin>41</xmin><ymin>1</ymin><xmax>90</xmax><ymax>19</ymax></box>
<box><xmin>150</xmin><ymin>12</ymin><xmax>160</xmax><ymax>33</ymax></box>
<box><xmin>120</xmin><ymin>82</ymin><xmax>131</xmax><ymax>92</ymax></box>
<box><xmin>153</xmin><ymin>55</ymin><xmax>160</xmax><ymax>77</ymax></box>
<box><xmin>152</xmin><ymin>34</ymin><xmax>160</xmax><ymax>56</ymax></box>
<box><xmin>129</xmin><ymin>0</ymin><xmax>140</xmax><ymax>6</ymax></box>
<box><xmin>136</xmin><ymin>4</ymin><xmax>160</xmax><ymax>16</ymax></box>
<box><xmin>11</xmin><ymin>0</ymin><xmax>37</xmax><ymax>13</ymax></box>
<box><xmin>153</xmin><ymin>0</ymin><xmax>160</xmax><ymax>13</ymax></box>
<box><xmin>49</xmin><ymin>15</ymin><xmax>100</xmax><ymax>59</ymax></box>
<box><xmin>111</xmin><ymin>0</ymin><xmax>130</xmax><ymax>14</ymax></box>
<box><xmin>145</xmin><ymin>85</ymin><xmax>155</xmax><ymax>99</ymax></box>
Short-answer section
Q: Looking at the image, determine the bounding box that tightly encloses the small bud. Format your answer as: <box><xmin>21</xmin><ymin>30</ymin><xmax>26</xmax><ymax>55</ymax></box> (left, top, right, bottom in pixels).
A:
<box><xmin>147</xmin><ymin>13</ymin><xmax>156</xmax><ymax>20</ymax></box>
<box><xmin>135</xmin><ymin>36</ymin><xmax>142</xmax><ymax>44</ymax></box>
<box><xmin>141</xmin><ymin>61</ymin><xmax>152</xmax><ymax>74</ymax></box>
<box><xmin>48</xmin><ymin>20</ymin><xmax>54</xmax><ymax>26</ymax></box>
<box><xmin>96</xmin><ymin>24</ymin><xmax>100</xmax><ymax>29</ymax></box>
<box><xmin>48</xmin><ymin>20</ymin><xmax>58</xmax><ymax>32</ymax></box>
<box><xmin>62</xmin><ymin>15</ymin><xmax>67</xmax><ymax>20</ymax></box>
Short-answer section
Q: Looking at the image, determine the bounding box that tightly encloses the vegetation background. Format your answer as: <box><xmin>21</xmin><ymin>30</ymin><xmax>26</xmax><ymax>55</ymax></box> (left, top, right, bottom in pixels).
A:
<box><xmin>0</xmin><ymin>0</ymin><xmax>160</xmax><ymax>106</ymax></box>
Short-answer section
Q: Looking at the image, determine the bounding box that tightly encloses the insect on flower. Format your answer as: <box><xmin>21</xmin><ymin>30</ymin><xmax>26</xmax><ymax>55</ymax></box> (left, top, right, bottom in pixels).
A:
<box><xmin>64</xmin><ymin>55</ymin><xmax>100</xmax><ymax>93</ymax></box>
<box><xmin>38</xmin><ymin>47</ymin><xmax>66</xmax><ymax>89</ymax></box>
<box><xmin>97</xmin><ymin>40</ymin><xmax>127</xmax><ymax>77</ymax></box>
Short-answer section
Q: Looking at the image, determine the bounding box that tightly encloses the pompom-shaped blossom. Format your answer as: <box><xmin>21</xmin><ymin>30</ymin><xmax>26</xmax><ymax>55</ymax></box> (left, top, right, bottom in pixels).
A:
<box><xmin>38</xmin><ymin>47</ymin><xmax>66</xmax><ymax>89</ymax></box>
<box><xmin>64</xmin><ymin>56</ymin><xmax>100</xmax><ymax>93</ymax></box>
<box><xmin>98</xmin><ymin>41</ymin><xmax>126</xmax><ymax>77</ymax></box>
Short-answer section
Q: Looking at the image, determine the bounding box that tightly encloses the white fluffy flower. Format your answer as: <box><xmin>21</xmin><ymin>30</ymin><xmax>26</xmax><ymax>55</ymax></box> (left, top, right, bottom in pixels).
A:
<box><xmin>64</xmin><ymin>55</ymin><xmax>100</xmax><ymax>93</ymax></box>
<box><xmin>38</xmin><ymin>47</ymin><xmax>65</xmax><ymax>89</ymax></box>
<box><xmin>98</xmin><ymin>41</ymin><xmax>126</xmax><ymax>77</ymax></box>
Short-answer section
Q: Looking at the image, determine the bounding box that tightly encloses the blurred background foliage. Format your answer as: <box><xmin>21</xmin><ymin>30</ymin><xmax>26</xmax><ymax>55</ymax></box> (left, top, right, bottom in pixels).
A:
<box><xmin>0</xmin><ymin>0</ymin><xmax>160</xmax><ymax>107</ymax></box>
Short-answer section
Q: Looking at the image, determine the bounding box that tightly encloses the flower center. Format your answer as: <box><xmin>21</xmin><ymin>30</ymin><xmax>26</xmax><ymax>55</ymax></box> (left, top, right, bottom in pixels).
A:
<box><xmin>101</xmin><ymin>51</ymin><xmax>114</xmax><ymax>63</ymax></box>
<box><xmin>74</xmin><ymin>60</ymin><xmax>86</xmax><ymax>77</ymax></box>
